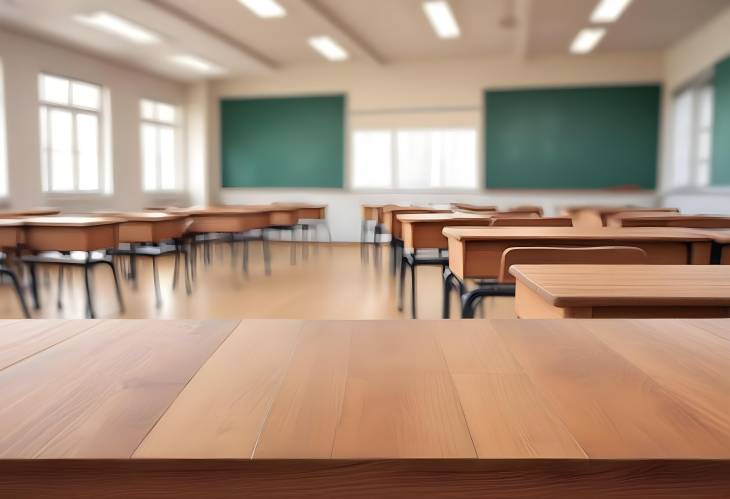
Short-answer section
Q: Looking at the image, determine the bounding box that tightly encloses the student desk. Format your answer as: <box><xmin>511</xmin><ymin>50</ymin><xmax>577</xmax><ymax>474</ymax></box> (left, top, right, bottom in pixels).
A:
<box><xmin>20</xmin><ymin>217</ymin><xmax>124</xmax><ymax>318</ymax></box>
<box><xmin>699</xmin><ymin>229</ymin><xmax>730</xmax><ymax>264</ymax></box>
<box><xmin>563</xmin><ymin>206</ymin><xmax>679</xmax><ymax>227</ymax></box>
<box><xmin>442</xmin><ymin>226</ymin><xmax>715</xmax><ymax>281</ymax></box>
<box><xmin>383</xmin><ymin>206</ymin><xmax>452</xmax><ymax>276</ymax></box>
<box><xmin>1</xmin><ymin>318</ymin><xmax>730</xmax><ymax>498</ymax></box>
<box><xmin>399</xmin><ymin>213</ymin><xmax>494</xmax><ymax>250</ymax></box>
<box><xmin>510</xmin><ymin>264</ymin><xmax>730</xmax><ymax>319</ymax></box>
<box><xmin>607</xmin><ymin>214</ymin><xmax>730</xmax><ymax>229</ymax></box>
<box><xmin>0</xmin><ymin>208</ymin><xmax>60</xmax><ymax>218</ymax></box>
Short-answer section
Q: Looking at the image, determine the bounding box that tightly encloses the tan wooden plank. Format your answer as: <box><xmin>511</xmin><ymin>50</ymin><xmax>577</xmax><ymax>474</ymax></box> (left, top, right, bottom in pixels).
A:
<box><xmin>497</xmin><ymin>320</ymin><xmax>730</xmax><ymax>458</ymax></box>
<box><xmin>135</xmin><ymin>320</ymin><xmax>303</xmax><ymax>458</ymax></box>
<box><xmin>588</xmin><ymin>319</ymin><xmax>730</xmax><ymax>437</ymax></box>
<box><xmin>0</xmin><ymin>320</ymin><xmax>237</xmax><ymax>459</ymax></box>
<box><xmin>0</xmin><ymin>320</ymin><xmax>102</xmax><ymax>371</ymax></box>
<box><xmin>253</xmin><ymin>321</ymin><xmax>351</xmax><ymax>458</ymax></box>
<box><xmin>331</xmin><ymin>321</ymin><xmax>476</xmax><ymax>459</ymax></box>
<box><xmin>433</xmin><ymin>321</ymin><xmax>586</xmax><ymax>458</ymax></box>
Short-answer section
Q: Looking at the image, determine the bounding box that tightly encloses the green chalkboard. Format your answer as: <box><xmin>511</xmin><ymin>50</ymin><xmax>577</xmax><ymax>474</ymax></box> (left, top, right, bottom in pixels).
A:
<box><xmin>485</xmin><ymin>86</ymin><xmax>660</xmax><ymax>190</ymax></box>
<box><xmin>221</xmin><ymin>95</ymin><xmax>344</xmax><ymax>188</ymax></box>
<box><xmin>712</xmin><ymin>56</ymin><xmax>730</xmax><ymax>186</ymax></box>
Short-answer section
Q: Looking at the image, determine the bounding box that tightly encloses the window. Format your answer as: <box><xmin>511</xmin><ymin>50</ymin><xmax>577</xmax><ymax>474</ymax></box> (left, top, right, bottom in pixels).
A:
<box><xmin>141</xmin><ymin>99</ymin><xmax>179</xmax><ymax>191</ymax></box>
<box><xmin>39</xmin><ymin>74</ymin><xmax>104</xmax><ymax>193</ymax></box>
<box><xmin>352</xmin><ymin>128</ymin><xmax>477</xmax><ymax>190</ymax></box>
<box><xmin>670</xmin><ymin>83</ymin><xmax>714</xmax><ymax>189</ymax></box>
<box><xmin>0</xmin><ymin>61</ymin><xmax>7</xmax><ymax>197</ymax></box>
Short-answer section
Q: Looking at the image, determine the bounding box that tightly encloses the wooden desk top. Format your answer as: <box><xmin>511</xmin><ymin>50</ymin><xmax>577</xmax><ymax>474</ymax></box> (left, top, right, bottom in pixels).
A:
<box><xmin>442</xmin><ymin>226</ymin><xmax>714</xmax><ymax>242</ymax></box>
<box><xmin>3</xmin><ymin>318</ymin><xmax>730</xmax><ymax>462</ymax></box>
<box><xmin>20</xmin><ymin>216</ymin><xmax>123</xmax><ymax>227</ymax></box>
<box><xmin>0</xmin><ymin>208</ymin><xmax>60</xmax><ymax>218</ymax></box>
<box><xmin>0</xmin><ymin>219</ymin><xmax>25</xmax><ymax>227</ymax></box>
<box><xmin>398</xmin><ymin>212</ymin><xmax>493</xmax><ymax>223</ymax></box>
<box><xmin>563</xmin><ymin>206</ymin><xmax>679</xmax><ymax>215</ymax></box>
<box><xmin>510</xmin><ymin>265</ymin><xmax>730</xmax><ymax>307</ymax></box>
<box><xmin>608</xmin><ymin>214</ymin><xmax>730</xmax><ymax>228</ymax></box>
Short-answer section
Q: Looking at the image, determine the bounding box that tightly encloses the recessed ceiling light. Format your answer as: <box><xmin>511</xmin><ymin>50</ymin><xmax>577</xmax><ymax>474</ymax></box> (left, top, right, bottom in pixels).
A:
<box><xmin>170</xmin><ymin>55</ymin><xmax>226</xmax><ymax>75</ymax></box>
<box><xmin>73</xmin><ymin>12</ymin><xmax>161</xmax><ymax>44</ymax></box>
<box><xmin>570</xmin><ymin>28</ymin><xmax>606</xmax><ymax>54</ymax></box>
<box><xmin>591</xmin><ymin>0</ymin><xmax>633</xmax><ymax>23</ymax></box>
<box><xmin>422</xmin><ymin>1</ymin><xmax>460</xmax><ymax>39</ymax></box>
<box><xmin>308</xmin><ymin>36</ymin><xmax>349</xmax><ymax>62</ymax></box>
<box><xmin>238</xmin><ymin>0</ymin><xmax>286</xmax><ymax>18</ymax></box>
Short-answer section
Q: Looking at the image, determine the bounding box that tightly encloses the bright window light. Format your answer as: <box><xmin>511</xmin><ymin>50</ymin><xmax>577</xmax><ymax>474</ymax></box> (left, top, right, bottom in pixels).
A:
<box><xmin>590</xmin><ymin>0</ymin><xmax>633</xmax><ymax>23</ymax></box>
<box><xmin>570</xmin><ymin>28</ymin><xmax>606</xmax><ymax>54</ymax></box>
<box><xmin>171</xmin><ymin>55</ymin><xmax>226</xmax><ymax>75</ymax></box>
<box><xmin>238</xmin><ymin>0</ymin><xmax>286</xmax><ymax>18</ymax></box>
<box><xmin>140</xmin><ymin>99</ymin><xmax>180</xmax><ymax>191</ymax></box>
<box><xmin>423</xmin><ymin>1</ymin><xmax>460</xmax><ymax>39</ymax></box>
<box><xmin>308</xmin><ymin>36</ymin><xmax>349</xmax><ymax>62</ymax></box>
<box><xmin>73</xmin><ymin>12</ymin><xmax>161</xmax><ymax>44</ymax></box>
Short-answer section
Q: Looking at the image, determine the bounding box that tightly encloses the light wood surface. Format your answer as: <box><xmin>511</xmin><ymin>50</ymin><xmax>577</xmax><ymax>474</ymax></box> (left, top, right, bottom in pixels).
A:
<box><xmin>443</xmin><ymin>227</ymin><xmax>715</xmax><ymax>279</ymax></box>
<box><xmin>2</xmin><ymin>319</ymin><xmax>730</xmax><ymax>497</ymax></box>
<box><xmin>563</xmin><ymin>206</ymin><xmax>680</xmax><ymax>227</ymax></box>
<box><xmin>0</xmin><ymin>208</ymin><xmax>60</xmax><ymax>218</ymax></box>
<box><xmin>383</xmin><ymin>207</ymin><xmax>451</xmax><ymax>240</ymax></box>
<box><xmin>511</xmin><ymin>265</ymin><xmax>730</xmax><ymax>318</ymax></box>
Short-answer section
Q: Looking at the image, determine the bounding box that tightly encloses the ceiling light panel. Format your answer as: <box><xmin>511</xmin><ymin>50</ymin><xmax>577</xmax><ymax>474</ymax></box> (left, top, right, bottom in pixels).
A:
<box><xmin>570</xmin><ymin>28</ymin><xmax>606</xmax><ymax>54</ymax></box>
<box><xmin>238</xmin><ymin>0</ymin><xmax>286</xmax><ymax>18</ymax></box>
<box><xmin>308</xmin><ymin>36</ymin><xmax>349</xmax><ymax>62</ymax></box>
<box><xmin>73</xmin><ymin>12</ymin><xmax>161</xmax><ymax>44</ymax></box>
<box><xmin>590</xmin><ymin>0</ymin><xmax>633</xmax><ymax>23</ymax></box>
<box><xmin>171</xmin><ymin>55</ymin><xmax>226</xmax><ymax>75</ymax></box>
<box><xmin>423</xmin><ymin>1</ymin><xmax>460</xmax><ymax>39</ymax></box>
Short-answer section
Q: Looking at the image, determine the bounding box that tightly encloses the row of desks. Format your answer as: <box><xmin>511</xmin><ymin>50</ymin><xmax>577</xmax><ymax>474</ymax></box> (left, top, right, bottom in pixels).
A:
<box><xmin>1</xmin><ymin>318</ymin><xmax>729</xmax><ymax>496</ymax></box>
<box><xmin>0</xmin><ymin>204</ymin><xmax>327</xmax><ymax>252</ymax></box>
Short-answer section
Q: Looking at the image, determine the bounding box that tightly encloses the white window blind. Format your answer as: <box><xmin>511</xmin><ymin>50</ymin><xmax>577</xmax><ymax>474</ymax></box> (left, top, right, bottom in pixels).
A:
<box><xmin>141</xmin><ymin>99</ymin><xmax>179</xmax><ymax>191</ymax></box>
<box><xmin>670</xmin><ymin>84</ymin><xmax>714</xmax><ymax>189</ymax></box>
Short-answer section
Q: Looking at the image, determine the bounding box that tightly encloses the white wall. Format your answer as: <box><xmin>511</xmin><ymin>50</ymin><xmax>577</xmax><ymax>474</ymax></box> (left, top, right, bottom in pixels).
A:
<box><xmin>211</xmin><ymin>52</ymin><xmax>664</xmax><ymax>241</ymax></box>
<box><xmin>659</xmin><ymin>5</ymin><xmax>730</xmax><ymax>214</ymax></box>
<box><xmin>0</xmin><ymin>27</ymin><xmax>189</xmax><ymax>211</ymax></box>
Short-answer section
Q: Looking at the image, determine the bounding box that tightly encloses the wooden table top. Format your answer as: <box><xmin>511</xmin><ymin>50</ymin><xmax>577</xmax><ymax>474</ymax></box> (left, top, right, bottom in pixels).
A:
<box><xmin>563</xmin><ymin>206</ymin><xmax>679</xmax><ymax>215</ymax></box>
<box><xmin>20</xmin><ymin>216</ymin><xmax>124</xmax><ymax>227</ymax></box>
<box><xmin>442</xmin><ymin>226</ymin><xmax>715</xmax><ymax>242</ymax></box>
<box><xmin>0</xmin><ymin>208</ymin><xmax>60</xmax><ymax>218</ymax></box>
<box><xmin>510</xmin><ymin>265</ymin><xmax>730</xmax><ymax>307</ymax></box>
<box><xmin>2</xmin><ymin>318</ymin><xmax>730</xmax><ymax>461</ymax></box>
<box><xmin>398</xmin><ymin>212</ymin><xmax>494</xmax><ymax>223</ymax></box>
<box><xmin>608</xmin><ymin>214</ymin><xmax>730</xmax><ymax>228</ymax></box>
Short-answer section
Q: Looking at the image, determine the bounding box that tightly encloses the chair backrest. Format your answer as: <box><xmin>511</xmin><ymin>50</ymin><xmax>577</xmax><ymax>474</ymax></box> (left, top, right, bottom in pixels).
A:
<box><xmin>498</xmin><ymin>246</ymin><xmax>649</xmax><ymax>283</ymax></box>
<box><xmin>491</xmin><ymin>217</ymin><xmax>573</xmax><ymax>227</ymax></box>
<box><xmin>509</xmin><ymin>205</ymin><xmax>544</xmax><ymax>216</ymax></box>
<box><xmin>488</xmin><ymin>211</ymin><xmax>541</xmax><ymax>219</ymax></box>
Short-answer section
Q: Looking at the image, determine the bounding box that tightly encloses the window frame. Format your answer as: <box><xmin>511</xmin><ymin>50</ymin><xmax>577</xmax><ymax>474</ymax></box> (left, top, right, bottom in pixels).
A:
<box><xmin>350</xmin><ymin>127</ymin><xmax>479</xmax><ymax>192</ymax></box>
<box><xmin>140</xmin><ymin>99</ymin><xmax>181</xmax><ymax>192</ymax></box>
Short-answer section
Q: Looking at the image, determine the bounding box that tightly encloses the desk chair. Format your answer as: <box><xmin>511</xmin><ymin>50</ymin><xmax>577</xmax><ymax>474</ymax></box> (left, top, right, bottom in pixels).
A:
<box><xmin>446</xmin><ymin>246</ymin><xmax>648</xmax><ymax>318</ymax></box>
<box><xmin>0</xmin><ymin>253</ymin><xmax>30</xmax><ymax>318</ymax></box>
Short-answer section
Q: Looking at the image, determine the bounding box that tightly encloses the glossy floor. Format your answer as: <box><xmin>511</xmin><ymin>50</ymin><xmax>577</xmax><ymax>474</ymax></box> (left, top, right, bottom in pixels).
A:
<box><xmin>0</xmin><ymin>243</ymin><xmax>515</xmax><ymax>320</ymax></box>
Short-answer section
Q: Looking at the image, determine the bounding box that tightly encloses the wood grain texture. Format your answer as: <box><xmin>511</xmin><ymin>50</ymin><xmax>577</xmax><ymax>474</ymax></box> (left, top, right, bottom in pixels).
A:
<box><xmin>3</xmin><ymin>459</ymin><xmax>730</xmax><ymax>499</ymax></box>
<box><xmin>496</xmin><ymin>320</ymin><xmax>730</xmax><ymax>458</ymax></box>
<box><xmin>254</xmin><ymin>321</ymin><xmax>351</xmax><ymax>458</ymax></box>
<box><xmin>134</xmin><ymin>320</ymin><xmax>304</xmax><ymax>459</ymax></box>
<box><xmin>0</xmin><ymin>320</ymin><xmax>237</xmax><ymax>458</ymax></box>
<box><xmin>331</xmin><ymin>321</ymin><xmax>476</xmax><ymax>459</ymax></box>
<box><xmin>511</xmin><ymin>265</ymin><xmax>730</xmax><ymax>307</ymax></box>
<box><xmin>0</xmin><ymin>320</ymin><xmax>101</xmax><ymax>371</ymax></box>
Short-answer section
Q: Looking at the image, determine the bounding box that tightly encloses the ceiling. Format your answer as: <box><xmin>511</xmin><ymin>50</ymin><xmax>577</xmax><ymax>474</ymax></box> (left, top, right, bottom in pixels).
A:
<box><xmin>0</xmin><ymin>0</ymin><xmax>728</xmax><ymax>81</ymax></box>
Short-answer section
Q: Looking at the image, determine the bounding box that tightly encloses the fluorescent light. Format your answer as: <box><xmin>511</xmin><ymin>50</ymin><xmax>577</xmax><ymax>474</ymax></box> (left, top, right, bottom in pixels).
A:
<box><xmin>423</xmin><ymin>1</ymin><xmax>460</xmax><ymax>39</ymax></box>
<box><xmin>171</xmin><ymin>55</ymin><xmax>226</xmax><ymax>75</ymax></box>
<box><xmin>308</xmin><ymin>36</ymin><xmax>349</xmax><ymax>62</ymax></box>
<box><xmin>570</xmin><ymin>28</ymin><xmax>606</xmax><ymax>54</ymax></box>
<box><xmin>238</xmin><ymin>0</ymin><xmax>286</xmax><ymax>18</ymax></box>
<box><xmin>591</xmin><ymin>0</ymin><xmax>633</xmax><ymax>23</ymax></box>
<box><xmin>74</xmin><ymin>12</ymin><xmax>161</xmax><ymax>44</ymax></box>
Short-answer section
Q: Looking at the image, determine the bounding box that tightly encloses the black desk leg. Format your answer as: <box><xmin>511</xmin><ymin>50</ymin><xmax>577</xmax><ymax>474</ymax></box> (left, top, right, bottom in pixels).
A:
<box><xmin>1</xmin><ymin>269</ymin><xmax>30</xmax><ymax>318</ymax></box>
<box><xmin>28</xmin><ymin>262</ymin><xmax>40</xmax><ymax>310</ymax></box>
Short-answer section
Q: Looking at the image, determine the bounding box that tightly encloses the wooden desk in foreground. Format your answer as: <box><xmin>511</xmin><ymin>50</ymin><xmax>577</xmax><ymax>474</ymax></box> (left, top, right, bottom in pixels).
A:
<box><xmin>1</xmin><ymin>319</ymin><xmax>730</xmax><ymax>497</ymax></box>
<box><xmin>443</xmin><ymin>226</ymin><xmax>715</xmax><ymax>280</ymax></box>
<box><xmin>511</xmin><ymin>264</ymin><xmax>730</xmax><ymax>319</ymax></box>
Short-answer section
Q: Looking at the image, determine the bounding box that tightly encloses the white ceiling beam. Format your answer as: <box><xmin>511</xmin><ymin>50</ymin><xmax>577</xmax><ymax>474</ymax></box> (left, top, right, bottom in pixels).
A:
<box><xmin>514</xmin><ymin>0</ymin><xmax>533</xmax><ymax>59</ymax></box>
<box><xmin>299</xmin><ymin>0</ymin><xmax>385</xmax><ymax>65</ymax></box>
<box><xmin>143</xmin><ymin>0</ymin><xmax>277</xmax><ymax>71</ymax></box>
